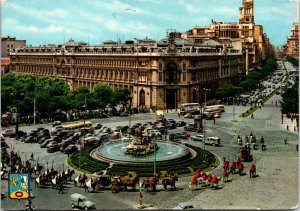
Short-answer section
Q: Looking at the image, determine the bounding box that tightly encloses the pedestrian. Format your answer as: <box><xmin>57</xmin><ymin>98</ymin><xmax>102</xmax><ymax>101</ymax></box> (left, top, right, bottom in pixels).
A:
<box><xmin>58</xmin><ymin>182</ymin><xmax>63</xmax><ymax>194</ymax></box>
<box><xmin>284</xmin><ymin>137</ymin><xmax>287</xmax><ymax>144</ymax></box>
<box><xmin>213</xmin><ymin>118</ymin><xmax>216</xmax><ymax>124</ymax></box>
<box><xmin>251</xmin><ymin>114</ymin><xmax>254</xmax><ymax>119</ymax></box>
<box><xmin>30</xmin><ymin>153</ymin><xmax>34</xmax><ymax>161</ymax></box>
<box><xmin>287</xmin><ymin>125</ymin><xmax>289</xmax><ymax>131</ymax></box>
<box><xmin>297</xmin><ymin>144</ymin><xmax>298</xmax><ymax>152</ymax></box>
<box><xmin>259</xmin><ymin>105</ymin><xmax>261</xmax><ymax>109</ymax></box>
<box><xmin>178</xmin><ymin>112</ymin><xmax>180</xmax><ymax>117</ymax></box>
<box><xmin>275</xmin><ymin>101</ymin><xmax>277</xmax><ymax>106</ymax></box>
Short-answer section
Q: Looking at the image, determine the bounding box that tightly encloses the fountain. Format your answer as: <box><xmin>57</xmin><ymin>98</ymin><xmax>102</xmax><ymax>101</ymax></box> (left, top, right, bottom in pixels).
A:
<box><xmin>124</xmin><ymin>127</ymin><xmax>158</xmax><ymax>156</ymax></box>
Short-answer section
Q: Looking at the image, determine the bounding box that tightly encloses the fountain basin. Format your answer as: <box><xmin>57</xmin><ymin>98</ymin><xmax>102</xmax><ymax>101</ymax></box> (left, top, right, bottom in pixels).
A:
<box><xmin>94</xmin><ymin>140</ymin><xmax>191</xmax><ymax>164</ymax></box>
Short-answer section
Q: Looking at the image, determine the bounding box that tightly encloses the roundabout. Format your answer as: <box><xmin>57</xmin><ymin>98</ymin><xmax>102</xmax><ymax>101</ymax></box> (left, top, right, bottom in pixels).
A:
<box><xmin>68</xmin><ymin>138</ymin><xmax>220</xmax><ymax>177</ymax></box>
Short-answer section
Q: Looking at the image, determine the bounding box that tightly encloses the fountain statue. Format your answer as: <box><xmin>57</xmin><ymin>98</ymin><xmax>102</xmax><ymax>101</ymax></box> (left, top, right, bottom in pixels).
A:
<box><xmin>124</xmin><ymin>127</ymin><xmax>159</xmax><ymax>156</ymax></box>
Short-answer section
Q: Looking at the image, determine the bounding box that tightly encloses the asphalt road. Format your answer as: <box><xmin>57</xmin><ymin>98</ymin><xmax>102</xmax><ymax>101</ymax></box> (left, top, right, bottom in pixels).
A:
<box><xmin>2</xmin><ymin>100</ymin><xmax>298</xmax><ymax>210</ymax></box>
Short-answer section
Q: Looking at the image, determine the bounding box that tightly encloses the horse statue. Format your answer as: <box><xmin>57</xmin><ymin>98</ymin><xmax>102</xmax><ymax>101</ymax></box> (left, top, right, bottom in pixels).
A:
<box><xmin>162</xmin><ymin>174</ymin><xmax>178</xmax><ymax>190</ymax></box>
<box><xmin>122</xmin><ymin>175</ymin><xmax>139</xmax><ymax>191</ymax></box>
<box><xmin>142</xmin><ymin>174</ymin><xmax>159</xmax><ymax>192</ymax></box>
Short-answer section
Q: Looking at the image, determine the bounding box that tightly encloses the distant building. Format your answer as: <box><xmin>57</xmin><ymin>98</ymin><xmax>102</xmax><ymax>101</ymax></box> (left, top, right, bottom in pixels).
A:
<box><xmin>1</xmin><ymin>36</ymin><xmax>26</xmax><ymax>58</ymax></box>
<box><xmin>182</xmin><ymin>0</ymin><xmax>272</xmax><ymax>73</ymax></box>
<box><xmin>10</xmin><ymin>32</ymin><xmax>244</xmax><ymax>109</ymax></box>
<box><xmin>1</xmin><ymin>36</ymin><xmax>26</xmax><ymax>75</ymax></box>
<box><xmin>284</xmin><ymin>23</ymin><xmax>299</xmax><ymax>59</ymax></box>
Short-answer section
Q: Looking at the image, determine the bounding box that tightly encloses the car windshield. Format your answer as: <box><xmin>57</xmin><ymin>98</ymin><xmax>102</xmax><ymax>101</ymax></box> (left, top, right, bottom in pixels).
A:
<box><xmin>80</xmin><ymin>197</ymin><xmax>87</xmax><ymax>202</ymax></box>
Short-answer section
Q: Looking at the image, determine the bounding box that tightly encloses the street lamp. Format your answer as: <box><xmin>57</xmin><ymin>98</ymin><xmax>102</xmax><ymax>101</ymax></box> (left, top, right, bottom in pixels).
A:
<box><xmin>128</xmin><ymin>95</ymin><xmax>133</xmax><ymax>139</ymax></box>
<box><xmin>202</xmin><ymin>88</ymin><xmax>210</xmax><ymax>149</ymax></box>
<box><xmin>10</xmin><ymin>92</ymin><xmax>24</xmax><ymax>138</ymax></box>
<box><xmin>79</xmin><ymin>95</ymin><xmax>87</xmax><ymax>170</ymax></box>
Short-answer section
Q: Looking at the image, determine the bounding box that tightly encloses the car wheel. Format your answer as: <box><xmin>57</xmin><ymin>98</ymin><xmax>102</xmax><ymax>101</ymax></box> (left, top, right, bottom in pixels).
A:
<box><xmin>71</xmin><ymin>203</ymin><xmax>75</xmax><ymax>208</ymax></box>
<box><xmin>213</xmin><ymin>144</ymin><xmax>215</xmax><ymax>147</ymax></box>
<box><xmin>84</xmin><ymin>206</ymin><xmax>89</xmax><ymax>210</ymax></box>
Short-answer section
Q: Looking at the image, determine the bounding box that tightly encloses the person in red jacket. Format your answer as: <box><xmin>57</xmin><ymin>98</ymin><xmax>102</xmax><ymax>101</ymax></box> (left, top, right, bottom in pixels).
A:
<box><xmin>223</xmin><ymin>160</ymin><xmax>229</xmax><ymax>170</ymax></box>
<box><xmin>223</xmin><ymin>168</ymin><xmax>229</xmax><ymax>182</ymax></box>
<box><xmin>238</xmin><ymin>162</ymin><xmax>244</xmax><ymax>175</ymax></box>
<box><xmin>249</xmin><ymin>163</ymin><xmax>256</xmax><ymax>178</ymax></box>
<box><xmin>230</xmin><ymin>161</ymin><xmax>236</xmax><ymax>174</ymax></box>
<box><xmin>211</xmin><ymin>175</ymin><xmax>219</xmax><ymax>189</ymax></box>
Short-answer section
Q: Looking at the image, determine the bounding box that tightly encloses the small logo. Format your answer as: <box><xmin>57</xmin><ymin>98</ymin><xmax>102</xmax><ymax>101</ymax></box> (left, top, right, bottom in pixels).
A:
<box><xmin>8</xmin><ymin>173</ymin><xmax>30</xmax><ymax>199</ymax></box>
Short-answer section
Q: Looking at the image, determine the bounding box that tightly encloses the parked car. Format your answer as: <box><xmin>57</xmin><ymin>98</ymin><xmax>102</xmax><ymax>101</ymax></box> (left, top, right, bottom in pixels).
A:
<box><xmin>204</xmin><ymin>136</ymin><xmax>221</xmax><ymax>146</ymax></box>
<box><xmin>80</xmin><ymin>136</ymin><xmax>96</xmax><ymax>147</ymax></box>
<box><xmin>94</xmin><ymin>123</ymin><xmax>102</xmax><ymax>130</ymax></box>
<box><xmin>70</xmin><ymin>193</ymin><xmax>95</xmax><ymax>210</ymax></box>
<box><xmin>46</xmin><ymin>141</ymin><xmax>58</xmax><ymax>148</ymax></box>
<box><xmin>64</xmin><ymin>145</ymin><xmax>78</xmax><ymax>154</ymax></box>
<box><xmin>173</xmin><ymin>202</ymin><xmax>196</xmax><ymax>209</ymax></box>
<box><xmin>3</xmin><ymin>130</ymin><xmax>15</xmax><ymax>138</ymax></box>
<box><xmin>52</xmin><ymin>121</ymin><xmax>62</xmax><ymax>127</ymax></box>
<box><xmin>191</xmin><ymin>134</ymin><xmax>205</xmax><ymax>142</ymax></box>
<box><xmin>184</xmin><ymin>123</ymin><xmax>197</xmax><ymax>132</ymax></box>
<box><xmin>184</xmin><ymin>113</ymin><xmax>194</xmax><ymax>118</ymax></box>
<box><xmin>95</xmin><ymin>133</ymin><xmax>109</xmax><ymax>143</ymax></box>
<box><xmin>40</xmin><ymin>138</ymin><xmax>53</xmax><ymax>148</ymax></box>
<box><xmin>47</xmin><ymin>144</ymin><xmax>61</xmax><ymax>153</ymax></box>
<box><xmin>24</xmin><ymin>136</ymin><xmax>36</xmax><ymax>143</ymax></box>
<box><xmin>176</xmin><ymin>121</ymin><xmax>186</xmax><ymax>127</ymax></box>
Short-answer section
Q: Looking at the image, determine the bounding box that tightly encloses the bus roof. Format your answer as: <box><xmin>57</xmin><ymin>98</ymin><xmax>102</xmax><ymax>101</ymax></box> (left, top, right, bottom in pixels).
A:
<box><xmin>62</xmin><ymin>121</ymin><xmax>92</xmax><ymax>128</ymax></box>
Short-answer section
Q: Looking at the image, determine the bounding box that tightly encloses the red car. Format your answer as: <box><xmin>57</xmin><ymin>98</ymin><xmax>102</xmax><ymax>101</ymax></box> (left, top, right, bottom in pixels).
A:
<box><xmin>181</xmin><ymin>131</ymin><xmax>191</xmax><ymax>137</ymax></box>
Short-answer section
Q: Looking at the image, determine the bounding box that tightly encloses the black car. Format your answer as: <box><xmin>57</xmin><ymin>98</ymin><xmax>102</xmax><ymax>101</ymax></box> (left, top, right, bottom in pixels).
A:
<box><xmin>176</xmin><ymin>121</ymin><xmax>186</xmax><ymax>127</ymax></box>
<box><xmin>63</xmin><ymin>145</ymin><xmax>78</xmax><ymax>154</ymax></box>
<box><xmin>24</xmin><ymin>136</ymin><xmax>36</xmax><ymax>143</ymax></box>
<box><xmin>47</xmin><ymin>144</ymin><xmax>61</xmax><ymax>153</ymax></box>
<box><xmin>3</xmin><ymin>130</ymin><xmax>15</xmax><ymax>138</ymax></box>
<box><xmin>38</xmin><ymin>136</ymin><xmax>51</xmax><ymax>144</ymax></box>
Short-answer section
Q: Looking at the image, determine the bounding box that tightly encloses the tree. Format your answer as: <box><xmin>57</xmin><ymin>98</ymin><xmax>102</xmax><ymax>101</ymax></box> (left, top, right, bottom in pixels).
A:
<box><xmin>281</xmin><ymin>82</ymin><xmax>299</xmax><ymax>115</ymax></box>
<box><xmin>93</xmin><ymin>83</ymin><xmax>113</xmax><ymax>110</ymax></box>
<box><xmin>111</xmin><ymin>88</ymin><xmax>131</xmax><ymax>111</ymax></box>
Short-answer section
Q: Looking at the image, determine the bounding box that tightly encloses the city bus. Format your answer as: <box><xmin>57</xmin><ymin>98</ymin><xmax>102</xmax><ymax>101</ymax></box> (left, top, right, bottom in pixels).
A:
<box><xmin>62</xmin><ymin>121</ymin><xmax>92</xmax><ymax>131</ymax></box>
<box><xmin>179</xmin><ymin>103</ymin><xmax>201</xmax><ymax>115</ymax></box>
<box><xmin>203</xmin><ymin>104</ymin><xmax>225</xmax><ymax>113</ymax></box>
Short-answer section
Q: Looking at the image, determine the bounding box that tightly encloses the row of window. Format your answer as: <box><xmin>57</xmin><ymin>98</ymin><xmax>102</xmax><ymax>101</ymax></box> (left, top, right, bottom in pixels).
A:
<box><xmin>76</xmin><ymin>59</ymin><xmax>137</xmax><ymax>67</ymax></box>
<box><xmin>17</xmin><ymin>58</ymin><xmax>53</xmax><ymax>63</ymax></box>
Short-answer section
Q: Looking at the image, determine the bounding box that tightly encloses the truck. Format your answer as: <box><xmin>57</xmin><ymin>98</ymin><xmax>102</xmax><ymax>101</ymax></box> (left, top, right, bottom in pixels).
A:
<box><xmin>204</xmin><ymin>136</ymin><xmax>221</xmax><ymax>146</ymax></box>
<box><xmin>70</xmin><ymin>193</ymin><xmax>95</xmax><ymax>210</ymax></box>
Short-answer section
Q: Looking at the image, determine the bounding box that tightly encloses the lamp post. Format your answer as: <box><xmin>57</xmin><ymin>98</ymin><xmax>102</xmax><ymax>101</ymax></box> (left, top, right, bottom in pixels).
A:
<box><xmin>233</xmin><ymin>96</ymin><xmax>236</xmax><ymax>121</ymax></box>
<box><xmin>203</xmin><ymin>88</ymin><xmax>210</xmax><ymax>149</ymax></box>
<box><xmin>79</xmin><ymin>95</ymin><xmax>87</xmax><ymax>170</ymax></box>
<box><xmin>153</xmin><ymin>135</ymin><xmax>157</xmax><ymax>176</ymax></box>
<box><xmin>128</xmin><ymin>95</ymin><xmax>133</xmax><ymax>139</ymax></box>
<box><xmin>11</xmin><ymin>92</ymin><xmax>24</xmax><ymax>138</ymax></box>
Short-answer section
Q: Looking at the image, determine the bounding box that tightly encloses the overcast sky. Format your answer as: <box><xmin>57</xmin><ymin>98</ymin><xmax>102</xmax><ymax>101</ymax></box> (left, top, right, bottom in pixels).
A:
<box><xmin>1</xmin><ymin>0</ymin><xmax>298</xmax><ymax>47</ymax></box>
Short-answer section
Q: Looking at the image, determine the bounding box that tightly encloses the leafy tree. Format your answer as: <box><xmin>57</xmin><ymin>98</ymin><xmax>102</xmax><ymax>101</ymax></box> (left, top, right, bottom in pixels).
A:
<box><xmin>111</xmin><ymin>88</ymin><xmax>131</xmax><ymax>110</ymax></box>
<box><xmin>281</xmin><ymin>81</ymin><xmax>299</xmax><ymax>114</ymax></box>
<box><xmin>93</xmin><ymin>83</ymin><xmax>113</xmax><ymax>110</ymax></box>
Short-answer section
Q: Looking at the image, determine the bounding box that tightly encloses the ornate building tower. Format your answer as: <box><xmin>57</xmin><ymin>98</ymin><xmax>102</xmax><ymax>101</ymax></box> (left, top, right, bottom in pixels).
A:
<box><xmin>239</xmin><ymin>0</ymin><xmax>254</xmax><ymax>24</ymax></box>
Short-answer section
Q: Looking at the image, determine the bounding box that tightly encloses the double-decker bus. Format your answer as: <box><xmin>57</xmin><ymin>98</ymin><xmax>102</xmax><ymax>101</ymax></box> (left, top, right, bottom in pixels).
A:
<box><xmin>179</xmin><ymin>103</ymin><xmax>201</xmax><ymax>115</ymax></box>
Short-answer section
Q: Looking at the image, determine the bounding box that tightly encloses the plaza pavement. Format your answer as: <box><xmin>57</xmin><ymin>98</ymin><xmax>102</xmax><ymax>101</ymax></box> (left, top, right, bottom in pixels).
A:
<box><xmin>1</xmin><ymin>99</ymin><xmax>298</xmax><ymax>210</ymax></box>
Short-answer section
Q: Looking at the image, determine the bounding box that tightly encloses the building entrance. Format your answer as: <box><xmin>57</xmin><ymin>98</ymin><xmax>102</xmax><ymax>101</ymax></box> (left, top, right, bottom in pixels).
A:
<box><xmin>166</xmin><ymin>89</ymin><xmax>177</xmax><ymax>110</ymax></box>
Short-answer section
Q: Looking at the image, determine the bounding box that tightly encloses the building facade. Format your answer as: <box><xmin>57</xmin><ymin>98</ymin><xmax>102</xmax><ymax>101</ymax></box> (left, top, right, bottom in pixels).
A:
<box><xmin>284</xmin><ymin>23</ymin><xmax>299</xmax><ymax>58</ymax></box>
<box><xmin>1</xmin><ymin>36</ymin><xmax>26</xmax><ymax>58</ymax></box>
<box><xmin>10</xmin><ymin>32</ymin><xmax>244</xmax><ymax>109</ymax></box>
<box><xmin>182</xmin><ymin>0</ymin><xmax>272</xmax><ymax>73</ymax></box>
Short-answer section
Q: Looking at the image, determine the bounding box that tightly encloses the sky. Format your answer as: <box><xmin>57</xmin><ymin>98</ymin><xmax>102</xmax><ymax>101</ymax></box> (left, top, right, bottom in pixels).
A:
<box><xmin>1</xmin><ymin>0</ymin><xmax>299</xmax><ymax>47</ymax></box>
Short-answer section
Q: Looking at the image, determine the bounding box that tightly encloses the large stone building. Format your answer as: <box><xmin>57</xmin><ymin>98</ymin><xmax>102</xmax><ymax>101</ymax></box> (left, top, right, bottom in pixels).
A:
<box><xmin>182</xmin><ymin>0</ymin><xmax>272</xmax><ymax>73</ymax></box>
<box><xmin>10</xmin><ymin>32</ymin><xmax>244</xmax><ymax>109</ymax></box>
<box><xmin>284</xmin><ymin>23</ymin><xmax>299</xmax><ymax>58</ymax></box>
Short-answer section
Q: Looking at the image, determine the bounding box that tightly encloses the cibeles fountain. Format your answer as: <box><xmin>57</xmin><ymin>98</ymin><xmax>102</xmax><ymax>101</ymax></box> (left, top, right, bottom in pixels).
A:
<box><xmin>93</xmin><ymin>128</ymin><xmax>191</xmax><ymax>164</ymax></box>
<box><xmin>89</xmin><ymin>126</ymin><xmax>218</xmax><ymax>176</ymax></box>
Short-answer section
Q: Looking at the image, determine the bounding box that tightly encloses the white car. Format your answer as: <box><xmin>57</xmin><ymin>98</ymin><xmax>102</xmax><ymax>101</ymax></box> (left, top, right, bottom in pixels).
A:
<box><xmin>191</xmin><ymin>134</ymin><xmax>205</xmax><ymax>142</ymax></box>
<box><xmin>173</xmin><ymin>202</ymin><xmax>197</xmax><ymax>209</ymax></box>
<box><xmin>204</xmin><ymin>136</ymin><xmax>221</xmax><ymax>146</ymax></box>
